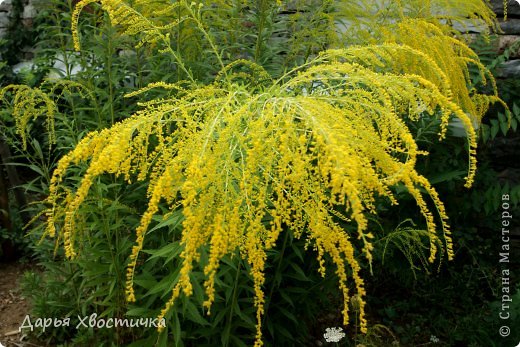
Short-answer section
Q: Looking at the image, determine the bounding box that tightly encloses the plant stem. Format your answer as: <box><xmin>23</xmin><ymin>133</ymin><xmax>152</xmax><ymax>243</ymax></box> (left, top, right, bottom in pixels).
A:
<box><xmin>262</xmin><ymin>228</ymin><xmax>290</xmax><ymax>327</ymax></box>
<box><xmin>177</xmin><ymin>3</ymin><xmax>181</xmax><ymax>82</ymax></box>
<box><xmin>254</xmin><ymin>0</ymin><xmax>268</xmax><ymax>64</ymax></box>
<box><xmin>105</xmin><ymin>21</ymin><xmax>115</xmax><ymax>125</ymax></box>
<box><xmin>224</xmin><ymin>257</ymin><xmax>242</xmax><ymax>347</ymax></box>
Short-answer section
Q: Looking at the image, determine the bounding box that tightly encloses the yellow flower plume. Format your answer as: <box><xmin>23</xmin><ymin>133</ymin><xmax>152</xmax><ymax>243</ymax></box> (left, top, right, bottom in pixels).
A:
<box><xmin>42</xmin><ymin>35</ymin><xmax>504</xmax><ymax>344</ymax></box>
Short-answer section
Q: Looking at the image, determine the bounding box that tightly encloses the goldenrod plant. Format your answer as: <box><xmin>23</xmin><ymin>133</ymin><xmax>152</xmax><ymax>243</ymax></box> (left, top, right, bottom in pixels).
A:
<box><xmin>1</xmin><ymin>0</ymin><xmax>509</xmax><ymax>345</ymax></box>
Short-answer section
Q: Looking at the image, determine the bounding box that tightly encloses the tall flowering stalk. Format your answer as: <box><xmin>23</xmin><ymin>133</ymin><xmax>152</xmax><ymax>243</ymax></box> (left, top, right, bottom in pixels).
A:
<box><xmin>4</xmin><ymin>0</ymin><xmax>507</xmax><ymax>346</ymax></box>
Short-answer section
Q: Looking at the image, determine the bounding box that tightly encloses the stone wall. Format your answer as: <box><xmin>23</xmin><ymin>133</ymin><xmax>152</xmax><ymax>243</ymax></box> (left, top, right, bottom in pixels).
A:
<box><xmin>487</xmin><ymin>0</ymin><xmax>520</xmax><ymax>78</ymax></box>
<box><xmin>0</xmin><ymin>0</ymin><xmax>13</xmax><ymax>39</ymax></box>
<box><xmin>0</xmin><ymin>0</ymin><xmax>36</xmax><ymax>39</ymax></box>
<box><xmin>2</xmin><ymin>0</ymin><xmax>519</xmax><ymax>51</ymax></box>
<box><xmin>0</xmin><ymin>0</ymin><xmax>37</xmax><ymax>65</ymax></box>
<box><xmin>1</xmin><ymin>1</ymin><xmax>519</xmax><ymax>79</ymax></box>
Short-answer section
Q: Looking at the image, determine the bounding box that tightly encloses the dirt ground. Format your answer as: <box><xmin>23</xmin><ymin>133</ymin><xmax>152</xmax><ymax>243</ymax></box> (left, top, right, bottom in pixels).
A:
<box><xmin>0</xmin><ymin>262</ymin><xmax>32</xmax><ymax>347</ymax></box>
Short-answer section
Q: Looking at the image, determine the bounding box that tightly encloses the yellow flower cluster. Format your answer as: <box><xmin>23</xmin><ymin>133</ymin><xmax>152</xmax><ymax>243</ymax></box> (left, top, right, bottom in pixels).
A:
<box><xmin>335</xmin><ymin>0</ymin><xmax>498</xmax><ymax>45</ymax></box>
<box><xmin>26</xmin><ymin>1</ymin><xmax>508</xmax><ymax>346</ymax></box>
<box><xmin>324</xmin><ymin>19</ymin><xmax>507</xmax><ymax>188</ymax></box>
<box><xmin>43</xmin><ymin>28</ymin><xmax>502</xmax><ymax>343</ymax></box>
<box><xmin>72</xmin><ymin>0</ymin><xmax>183</xmax><ymax>51</ymax></box>
<box><xmin>0</xmin><ymin>85</ymin><xmax>56</xmax><ymax>150</ymax></box>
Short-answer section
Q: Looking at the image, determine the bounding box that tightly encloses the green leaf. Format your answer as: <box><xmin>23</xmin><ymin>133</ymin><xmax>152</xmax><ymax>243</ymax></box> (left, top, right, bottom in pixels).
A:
<box><xmin>291</xmin><ymin>243</ymin><xmax>304</xmax><ymax>262</ymax></box>
<box><xmin>126</xmin><ymin>307</ymin><xmax>153</xmax><ymax>316</ymax></box>
<box><xmin>28</xmin><ymin>164</ymin><xmax>45</xmax><ymax>176</ymax></box>
<box><xmin>191</xmin><ymin>275</ymin><xmax>206</xmax><ymax>305</ymax></box>
<box><xmin>279</xmin><ymin>290</ymin><xmax>294</xmax><ymax>307</ymax></box>
<box><xmin>148</xmin><ymin>211</ymin><xmax>184</xmax><ymax>233</ymax></box>
<box><xmin>481</xmin><ymin>124</ymin><xmax>490</xmax><ymax>143</ymax></box>
<box><xmin>143</xmin><ymin>242</ymin><xmax>182</xmax><ymax>260</ymax></box>
<box><xmin>133</xmin><ymin>278</ymin><xmax>158</xmax><ymax>290</ymax></box>
<box><xmin>499</xmin><ymin>118</ymin><xmax>509</xmax><ymax>136</ymax></box>
<box><xmin>157</xmin><ymin>325</ymin><xmax>168</xmax><ymax>347</ymax></box>
<box><xmin>289</xmin><ymin>263</ymin><xmax>310</xmax><ymax>282</ymax></box>
<box><xmin>278</xmin><ymin>306</ymin><xmax>299</xmax><ymax>324</ymax></box>
<box><xmin>212</xmin><ymin>306</ymin><xmax>229</xmax><ymax>328</ymax></box>
<box><xmin>148</xmin><ymin>270</ymin><xmax>180</xmax><ymax>296</ymax></box>
<box><xmin>126</xmin><ymin>335</ymin><xmax>157</xmax><ymax>347</ymax></box>
<box><xmin>229</xmin><ymin>335</ymin><xmax>249</xmax><ymax>347</ymax></box>
<box><xmin>502</xmin><ymin>182</ymin><xmax>510</xmax><ymax>195</ymax></box>
<box><xmin>170</xmin><ymin>310</ymin><xmax>182</xmax><ymax>347</ymax></box>
<box><xmin>491</xmin><ymin>123</ymin><xmax>499</xmax><ymax>139</ymax></box>
<box><xmin>31</xmin><ymin>139</ymin><xmax>44</xmax><ymax>160</ymax></box>
<box><xmin>513</xmin><ymin>102</ymin><xmax>520</xmax><ymax>116</ymax></box>
<box><xmin>184</xmin><ymin>300</ymin><xmax>209</xmax><ymax>326</ymax></box>
<box><xmin>428</xmin><ymin>170</ymin><xmax>466</xmax><ymax>185</ymax></box>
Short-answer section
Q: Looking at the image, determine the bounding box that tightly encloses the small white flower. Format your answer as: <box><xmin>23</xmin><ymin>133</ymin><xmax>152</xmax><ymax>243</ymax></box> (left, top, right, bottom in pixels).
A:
<box><xmin>324</xmin><ymin>327</ymin><xmax>346</xmax><ymax>343</ymax></box>
<box><xmin>430</xmin><ymin>335</ymin><xmax>440</xmax><ymax>343</ymax></box>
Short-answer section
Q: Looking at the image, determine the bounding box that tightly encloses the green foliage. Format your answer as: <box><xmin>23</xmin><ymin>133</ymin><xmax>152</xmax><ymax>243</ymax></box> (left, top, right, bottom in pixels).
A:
<box><xmin>361</xmin><ymin>22</ymin><xmax>520</xmax><ymax>346</ymax></box>
<box><xmin>480</xmin><ymin>102</ymin><xmax>520</xmax><ymax>143</ymax></box>
<box><xmin>1</xmin><ymin>0</ymin><xmax>516</xmax><ymax>346</ymax></box>
<box><xmin>21</xmin><ymin>180</ymin><xmax>143</xmax><ymax>345</ymax></box>
<box><xmin>0</xmin><ymin>189</ymin><xmax>30</xmax><ymax>259</ymax></box>
<box><xmin>0</xmin><ymin>0</ymin><xmax>35</xmax><ymax>85</ymax></box>
<box><xmin>379</xmin><ymin>220</ymin><xmax>438</xmax><ymax>278</ymax></box>
<box><xmin>470</xmin><ymin>33</ymin><xmax>520</xmax><ymax>106</ymax></box>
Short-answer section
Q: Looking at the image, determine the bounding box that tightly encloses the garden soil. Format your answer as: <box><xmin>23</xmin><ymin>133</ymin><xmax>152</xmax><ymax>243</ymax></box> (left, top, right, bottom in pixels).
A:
<box><xmin>0</xmin><ymin>262</ymin><xmax>31</xmax><ymax>347</ymax></box>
